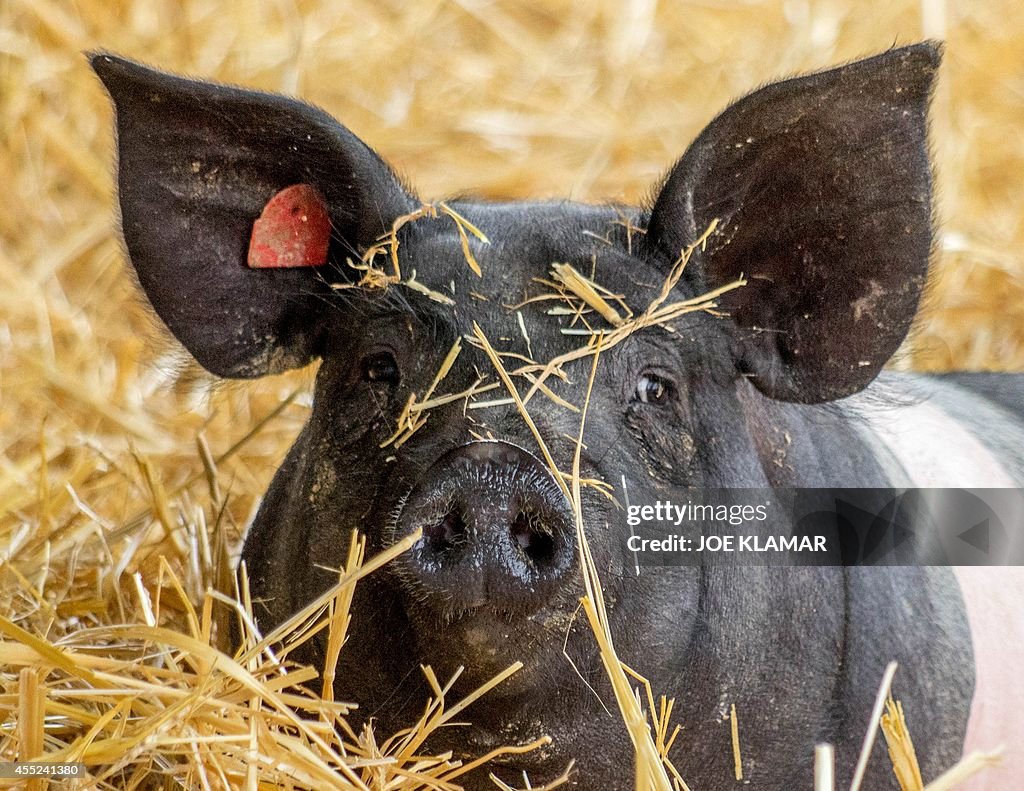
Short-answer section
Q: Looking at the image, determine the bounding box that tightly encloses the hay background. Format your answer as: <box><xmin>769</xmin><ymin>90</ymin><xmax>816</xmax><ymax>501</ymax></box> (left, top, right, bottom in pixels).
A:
<box><xmin>0</xmin><ymin>0</ymin><xmax>1022</xmax><ymax>785</ymax></box>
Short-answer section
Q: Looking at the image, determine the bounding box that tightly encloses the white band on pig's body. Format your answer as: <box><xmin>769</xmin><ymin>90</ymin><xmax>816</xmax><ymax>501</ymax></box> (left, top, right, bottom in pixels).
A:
<box><xmin>855</xmin><ymin>391</ymin><xmax>1016</xmax><ymax>489</ymax></box>
<box><xmin>850</xmin><ymin>377</ymin><xmax>1023</xmax><ymax>790</ymax></box>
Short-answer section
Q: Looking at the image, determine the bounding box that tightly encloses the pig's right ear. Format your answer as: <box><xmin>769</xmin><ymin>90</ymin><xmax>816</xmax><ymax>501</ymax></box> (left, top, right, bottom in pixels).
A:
<box><xmin>90</xmin><ymin>54</ymin><xmax>415</xmax><ymax>378</ymax></box>
<box><xmin>645</xmin><ymin>44</ymin><xmax>939</xmax><ymax>404</ymax></box>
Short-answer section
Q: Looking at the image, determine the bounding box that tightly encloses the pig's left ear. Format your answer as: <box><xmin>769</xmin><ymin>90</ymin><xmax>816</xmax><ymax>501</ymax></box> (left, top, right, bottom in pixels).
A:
<box><xmin>91</xmin><ymin>54</ymin><xmax>415</xmax><ymax>379</ymax></box>
<box><xmin>646</xmin><ymin>43</ymin><xmax>940</xmax><ymax>403</ymax></box>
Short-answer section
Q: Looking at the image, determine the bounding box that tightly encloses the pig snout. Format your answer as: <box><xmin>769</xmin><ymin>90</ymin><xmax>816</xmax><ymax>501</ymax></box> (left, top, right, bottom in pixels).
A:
<box><xmin>396</xmin><ymin>441</ymin><xmax>576</xmax><ymax>613</ymax></box>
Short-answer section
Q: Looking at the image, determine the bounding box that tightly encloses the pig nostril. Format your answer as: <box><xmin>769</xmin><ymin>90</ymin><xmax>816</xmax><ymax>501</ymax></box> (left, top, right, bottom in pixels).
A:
<box><xmin>400</xmin><ymin>442</ymin><xmax>576</xmax><ymax>610</ymax></box>
<box><xmin>424</xmin><ymin>507</ymin><xmax>467</xmax><ymax>554</ymax></box>
<box><xmin>511</xmin><ymin>511</ymin><xmax>556</xmax><ymax>566</ymax></box>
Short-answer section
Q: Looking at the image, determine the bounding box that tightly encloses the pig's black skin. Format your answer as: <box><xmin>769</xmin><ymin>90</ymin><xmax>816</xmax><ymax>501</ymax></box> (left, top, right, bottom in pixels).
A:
<box><xmin>92</xmin><ymin>44</ymin><xmax>976</xmax><ymax>789</ymax></box>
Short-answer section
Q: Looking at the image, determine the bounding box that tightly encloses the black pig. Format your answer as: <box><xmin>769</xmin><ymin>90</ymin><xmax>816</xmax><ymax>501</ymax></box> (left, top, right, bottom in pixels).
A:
<box><xmin>92</xmin><ymin>43</ymin><xmax>1024</xmax><ymax>789</ymax></box>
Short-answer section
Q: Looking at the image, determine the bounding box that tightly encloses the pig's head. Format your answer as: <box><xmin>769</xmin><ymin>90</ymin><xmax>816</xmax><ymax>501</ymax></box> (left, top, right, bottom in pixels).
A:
<box><xmin>92</xmin><ymin>44</ymin><xmax>939</xmax><ymax>787</ymax></box>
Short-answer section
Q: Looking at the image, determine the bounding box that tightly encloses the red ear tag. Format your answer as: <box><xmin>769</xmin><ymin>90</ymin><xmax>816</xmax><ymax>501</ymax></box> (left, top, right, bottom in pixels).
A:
<box><xmin>247</xmin><ymin>184</ymin><xmax>331</xmax><ymax>268</ymax></box>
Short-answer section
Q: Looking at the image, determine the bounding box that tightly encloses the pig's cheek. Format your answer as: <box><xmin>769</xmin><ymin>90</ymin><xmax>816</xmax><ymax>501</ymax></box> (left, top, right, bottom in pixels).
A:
<box><xmin>306</xmin><ymin>461</ymin><xmax>338</xmax><ymax>508</ymax></box>
<box><xmin>302</xmin><ymin>439</ymin><xmax>387</xmax><ymax>519</ymax></box>
<box><xmin>594</xmin><ymin>519</ymin><xmax>626</xmax><ymax>580</ymax></box>
<box><xmin>312</xmin><ymin>399</ymin><xmax>393</xmax><ymax>451</ymax></box>
<box><xmin>624</xmin><ymin>412</ymin><xmax>696</xmax><ymax>484</ymax></box>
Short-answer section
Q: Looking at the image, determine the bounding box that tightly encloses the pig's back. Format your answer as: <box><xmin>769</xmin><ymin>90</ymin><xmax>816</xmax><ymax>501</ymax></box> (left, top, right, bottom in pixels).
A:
<box><xmin>850</xmin><ymin>373</ymin><xmax>1024</xmax><ymax>787</ymax></box>
<box><xmin>953</xmin><ymin>567</ymin><xmax>1024</xmax><ymax>790</ymax></box>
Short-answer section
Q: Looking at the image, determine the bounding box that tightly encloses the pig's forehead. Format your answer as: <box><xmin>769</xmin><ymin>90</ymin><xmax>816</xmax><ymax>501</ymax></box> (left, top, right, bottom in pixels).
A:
<box><xmin>395</xmin><ymin>200</ymin><xmax>657</xmax><ymax>306</ymax></box>
<box><xmin>331</xmin><ymin>198</ymin><xmax>715</xmax><ymax>367</ymax></box>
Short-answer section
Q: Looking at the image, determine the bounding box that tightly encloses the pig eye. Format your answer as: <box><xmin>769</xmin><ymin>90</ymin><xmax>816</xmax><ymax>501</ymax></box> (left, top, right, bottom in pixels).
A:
<box><xmin>361</xmin><ymin>351</ymin><xmax>400</xmax><ymax>385</ymax></box>
<box><xmin>634</xmin><ymin>372</ymin><xmax>675</xmax><ymax>406</ymax></box>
